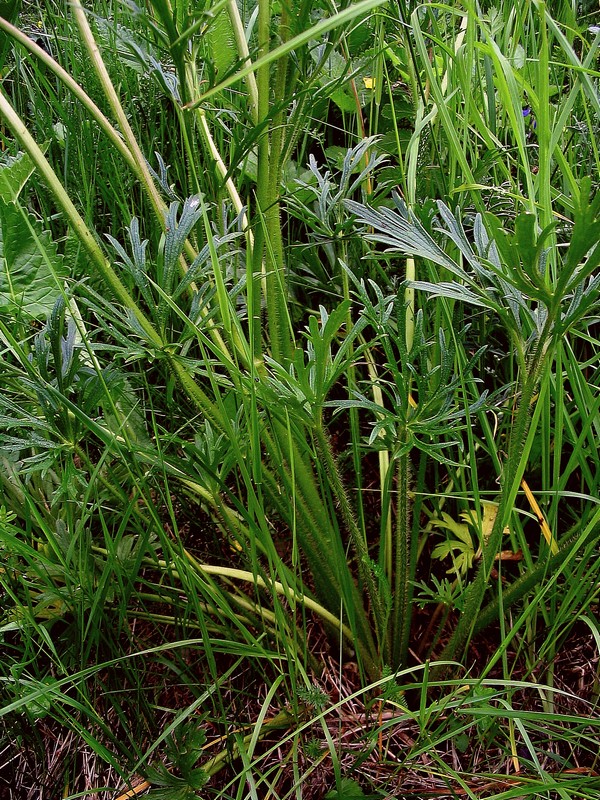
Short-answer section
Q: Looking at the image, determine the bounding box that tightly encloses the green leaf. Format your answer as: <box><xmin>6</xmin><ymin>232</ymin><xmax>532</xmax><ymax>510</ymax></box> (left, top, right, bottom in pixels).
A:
<box><xmin>563</xmin><ymin>179</ymin><xmax>600</xmax><ymax>279</ymax></box>
<box><xmin>0</xmin><ymin>150</ymin><xmax>35</xmax><ymax>203</ymax></box>
<box><xmin>325</xmin><ymin>778</ymin><xmax>366</xmax><ymax>799</ymax></box>
<box><xmin>21</xmin><ymin>676</ymin><xmax>59</xmax><ymax>720</ymax></box>
<box><xmin>431</xmin><ymin>512</ymin><xmax>477</xmax><ymax>575</ymax></box>
<box><xmin>345</xmin><ymin>195</ymin><xmax>459</xmax><ymax>272</ymax></box>
<box><xmin>161</xmin><ymin>196</ymin><xmax>202</xmax><ymax>289</ymax></box>
<box><xmin>206</xmin><ymin>5</ymin><xmax>237</xmax><ymax>79</ymax></box>
<box><xmin>0</xmin><ymin>199</ymin><xmax>66</xmax><ymax>318</ymax></box>
<box><xmin>514</xmin><ymin>213</ymin><xmax>539</xmax><ymax>276</ymax></box>
<box><xmin>330</xmin><ymin>87</ymin><xmax>358</xmax><ymax>113</ymax></box>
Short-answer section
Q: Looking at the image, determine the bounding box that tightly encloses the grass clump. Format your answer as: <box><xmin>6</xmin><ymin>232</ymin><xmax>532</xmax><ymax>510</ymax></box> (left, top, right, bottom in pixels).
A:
<box><xmin>0</xmin><ymin>0</ymin><xmax>599</xmax><ymax>797</ymax></box>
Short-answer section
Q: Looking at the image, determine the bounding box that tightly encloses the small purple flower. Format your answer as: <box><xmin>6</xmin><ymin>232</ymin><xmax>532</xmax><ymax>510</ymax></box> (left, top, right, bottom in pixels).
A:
<box><xmin>523</xmin><ymin>107</ymin><xmax>537</xmax><ymax>131</ymax></box>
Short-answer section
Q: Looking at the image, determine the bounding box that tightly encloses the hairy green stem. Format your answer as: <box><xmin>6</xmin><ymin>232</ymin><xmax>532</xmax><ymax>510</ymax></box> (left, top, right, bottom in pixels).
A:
<box><xmin>252</xmin><ymin>1</ymin><xmax>293</xmax><ymax>364</ymax></box>
<box><xmin>261</xmin><ymin>425</ymin><xmax>379</xmax><ymax>677</ymax></box>
<box><xmin>436</xmin><ymin>353</ymin><xmax>548</xmax><ymax>669</ymax></box>
<box><xmin>313</xmin><ymin>423</ymin><xmax>385</xmax><ymax>658</ymax></box>
<box><xmin>390</xmin><ymin>449</ymin><xmax>413</xmax><ymax>668</ymax></box>
<box><xmin>258</xmin><ymin>465</ymin><xmax>343</xmax><ymax>603</ymax></box>
<box><xmin>264</xmin><ymin>4</ymin><xmax>293</xmax><ymax>364</ymax></box>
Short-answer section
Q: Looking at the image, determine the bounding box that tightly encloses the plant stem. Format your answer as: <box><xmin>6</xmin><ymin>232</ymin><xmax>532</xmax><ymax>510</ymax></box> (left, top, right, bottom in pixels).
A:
<box><xmin>313</xmin><ymin>423</ymin><xmax>385</xmax><ymax>660</ymax></box>
<box><xmin>261</xmin><ymin>424</ymin><xmax>379</xmax><ymax>677</ymax></box>
<box><xmin>436</xmin><ymin>352</ymin><xmax>547</xmax><ymax>670</ymax></box>
<box><xmin>70</xmin><ymin>0</ymin><xmax>165</xmax><ymax>223</ymax></box>
<box><xmin>390</xmin><ymin>449</ymin><xmax>413</xmax><ymax>668</ymax></box>
<box><xmin>473</xmin><ymin>527</ymin><xmax>589</xmax><ymax>634</ymax></box>
<box><xmin>249</xmin><ymin>0</ymin><xmax>272</xmax><ymax>359</ymax></box>
<box><xmin>264</xmin><ymin>3</ymin><xmax>293</xmax><ymax>363</ymax></box>
<box><xmin>0</xmin><ymin>17</ymin><xmax>137</xmax><ymax>171</ymax></box>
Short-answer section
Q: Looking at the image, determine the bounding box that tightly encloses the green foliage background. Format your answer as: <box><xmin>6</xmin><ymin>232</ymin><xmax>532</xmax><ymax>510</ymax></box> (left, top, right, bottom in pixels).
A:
<box><xmin>0</xmin><ymin>0</ymin><xmax>599</xmax><ymax>797</ymax></box>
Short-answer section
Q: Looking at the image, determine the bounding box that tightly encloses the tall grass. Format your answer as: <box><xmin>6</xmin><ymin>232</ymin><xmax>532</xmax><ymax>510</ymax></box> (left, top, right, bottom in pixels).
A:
<box><xmin>0</xmin><ymin>0</ymin><xmax>599</xmax><ymax>797</ymax></box>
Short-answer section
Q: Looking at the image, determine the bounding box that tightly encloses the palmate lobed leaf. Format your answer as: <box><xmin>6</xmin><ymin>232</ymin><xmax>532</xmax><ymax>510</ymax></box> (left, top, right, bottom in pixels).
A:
<box><xmin>0</xmin><ymin>198</ymin><xmax>66</xmax><ymax>318</ymax></box>
<box><xmin>563</xmin><ymin>178</ymin><xmax>600</xmax><ymax>279</ymax></box>
<box><xmin>409</xmin><ymin>280</ymin><xmax>493</xmax><ymax>308</ymax></box>
<box><xmin>345</xmin><ymin>195</ymin><xmax>458</xmax><ymax>272</ymax></box>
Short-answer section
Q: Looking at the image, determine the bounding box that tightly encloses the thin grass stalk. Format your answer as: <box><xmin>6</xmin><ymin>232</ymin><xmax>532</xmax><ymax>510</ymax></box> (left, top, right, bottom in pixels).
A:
<box><xmin>259</xmin><ymin>429</ymin><xmax>345</xmax><ymax>577</ymax></box>
<box><xmin>258</xmin><ymin>467</ymin><xmax>340</xmax><ymax>591</ymax></box>
<box><xmin>341</xmin><ymin>268</ymin><xmax>368</xmax><ymax>552</ymax></box>
<box><xmin>66</xmin><ymin>1</ymin><xmax>238</xmax><ymax>366</ymax></box>
<box><xmin>186</xmin><ymin>0</ymin><xmax>388</xmax><ymax>109</ymax></box>
<box><xmin>361</xmin><ymin>344</ymin><xmax>392</xmax><ymax>578</ymax></box>
<box><xmin>534</xmin><ymin>2</ymin><xmax>556</xmax><ymax>279</ymax></box>
<box><xmin>174</xmin><ymin>96</ymin><xmax>202</xmax><ymax>196</ymax></box>
<box><xmin>151</xmin><ymin>0</ymin><xmax>202</xmax><ymax>195</ymax></box>
<box><xmin>473</xmin><ymin>525</ymin><xmax>589</xmax><ymax>636</ymax></box>
<box><xmin>411</xmin><ymin>6</ymin><xmax>486</xmax><ymax>217</ymax></box>
<box><xmin>0</xmin><ymin>93</ymin><xmax>154</xmax><ymax>344</ymax></box>
<box><xmin>195</xmin><ymin>108</ymin><xmax>247</xmax><ymax>226</ymax></box>
<box><xmin>178</xmin><ymin>558</ymin><xmax>357</xmax><ymax>647</ymax></box>
<box><xmin>263</xmin><ymin>216</ymin><xmax>292</xmax><ymax>360</ymax></box>
<box><xmin>474</xmin><ymin>516</ymin><xmax>600</xmax><ymax>691</ymax></box>
<box><xmin>246</xmin><ymin>0</ymin><xmax>272</xmax><ymax>359</ymax></box>
<box><xmin>0</xmin><ymin>18</ymin><xmax>137</xmax><ymax>171</ymax></box>
<box><xmin>247</xmin><ymin>3</ymin><xmax>292</xmax><ymax>364</ymax></box>
<box><xmin>70</xmin><ymin>0</ymin><xmax>165</xmax><ymax>223</ymax></box>
<box><xmin>226</xmin><ymin>0</ymin><xmax>259</xmax><ymax>122</ymax></box>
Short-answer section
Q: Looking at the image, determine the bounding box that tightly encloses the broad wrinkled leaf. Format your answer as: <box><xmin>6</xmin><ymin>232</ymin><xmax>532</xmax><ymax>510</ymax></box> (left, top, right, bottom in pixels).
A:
<box><xmin>205</xmin><ymin>3</ymin><xmax>237</xmax><ymax>78</ymax></box>
<box><xmin>0</xmin><ymin>150</ymin><xmax>35</xmax><ymax>204</ymax></box>
<box><xmin>0</xmin><ymin>199</ymin><xmax>66</xmax><ymax>318</ymax></box>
